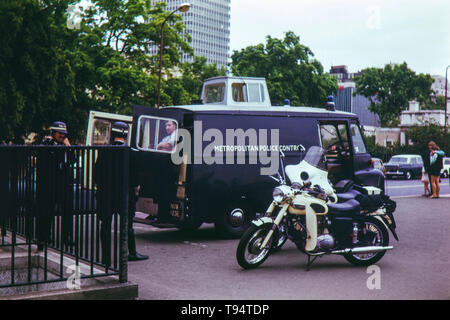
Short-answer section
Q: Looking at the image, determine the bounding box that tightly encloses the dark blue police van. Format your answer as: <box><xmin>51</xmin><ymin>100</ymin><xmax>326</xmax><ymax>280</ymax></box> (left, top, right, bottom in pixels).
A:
<box><xmin>123</xmin><ymin>76</ymin><xmax>384</xmax><ymax>237</ymax></box>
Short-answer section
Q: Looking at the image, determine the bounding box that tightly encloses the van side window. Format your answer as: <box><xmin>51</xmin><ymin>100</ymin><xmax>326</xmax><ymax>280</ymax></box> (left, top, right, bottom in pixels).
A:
<box><xmin>93</xmin><ymin>120</ymin><xmax>111</xmax><ymax>145</ymax></box>
<box><xmin>248</xmin><ymin>83</ymin><xmax>262</xmax><ymax>102</ymax></box>
<box><xmin>231</xmin><ymin>83</ymin><xmax>264</xmax><ymax>103</ymax></box>
<box><xmin>350</xmin><ymin>123</ymin><xmax>367</xmax><ymax>154</ymax></box>
<box><xmin>204</xmin><ymin>83</ymin><xmax>225</xmax><ymax>103</ymax></box>
<box><xmin>137</xmin><ymin>116</ymin><xmax>178</xmax><ymax>153</ymax></box>
<box><xmin>232</xmin><ymin>83</ymin><xmax>247</xmax><ymax>102</ymax></box>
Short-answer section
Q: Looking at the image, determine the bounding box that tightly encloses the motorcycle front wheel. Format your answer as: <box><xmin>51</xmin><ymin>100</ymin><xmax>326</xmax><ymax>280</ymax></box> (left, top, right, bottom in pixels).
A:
<box><xmin>236</xmin><ymin>223</ymin><xmax>274</xmax><ymax>269</ymax></box>
<box><xmin>344</xmin><ymin>216</ymin><xmax>389</xmax><ymax>266</ymax></box>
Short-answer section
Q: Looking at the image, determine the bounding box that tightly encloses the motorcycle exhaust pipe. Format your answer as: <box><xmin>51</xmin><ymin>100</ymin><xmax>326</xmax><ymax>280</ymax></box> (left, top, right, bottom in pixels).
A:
<box><xmin>332</xmin><ymin>246</ymin><xmax>393</xmax><ymax>255</ymax></box>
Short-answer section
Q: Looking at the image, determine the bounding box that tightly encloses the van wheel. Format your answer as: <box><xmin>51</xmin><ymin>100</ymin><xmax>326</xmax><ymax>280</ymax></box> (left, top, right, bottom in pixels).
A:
<box><xmin>215</xmin><ymin>200</ymin><xmax>255</xmax><ymax>238</ymax></box>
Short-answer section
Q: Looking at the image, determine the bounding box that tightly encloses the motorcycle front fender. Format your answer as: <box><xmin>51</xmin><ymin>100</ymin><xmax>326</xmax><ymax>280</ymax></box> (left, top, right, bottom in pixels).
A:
<box><xmin>252</xmin><ymin>217</ymin><xmax>274</xmax><ymax>227</ymax></box>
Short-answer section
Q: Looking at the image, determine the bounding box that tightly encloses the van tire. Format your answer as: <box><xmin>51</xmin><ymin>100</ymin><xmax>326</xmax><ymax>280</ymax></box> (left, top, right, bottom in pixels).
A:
<box><xmin>215</xmin><ymin>200</ymin><xmax>255</xmax><ymax>238</ymax></box>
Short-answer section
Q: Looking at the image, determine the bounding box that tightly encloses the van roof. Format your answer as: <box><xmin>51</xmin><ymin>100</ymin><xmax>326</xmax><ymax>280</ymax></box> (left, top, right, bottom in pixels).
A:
<box><xmin>204</xmin><ymin>76</ymin><xmax>267</xmax><ymax>82</ymax></box>
<box><xmin>164</xmin><ymin>104</ymin><xmax>357</xmax><ymax>117</ymax></box>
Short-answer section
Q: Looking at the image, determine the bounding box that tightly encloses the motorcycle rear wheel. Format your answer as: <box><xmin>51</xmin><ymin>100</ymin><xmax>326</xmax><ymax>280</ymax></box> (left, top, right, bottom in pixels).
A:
<box><xmin>344</xmin><ymin>216</ymin><xmax>389</xmax><ymax>266</ymax></box>
<box><xmin>236</xmin><ymin>223</ymin><xmax>274</xmax><ymax>269</ymax></box>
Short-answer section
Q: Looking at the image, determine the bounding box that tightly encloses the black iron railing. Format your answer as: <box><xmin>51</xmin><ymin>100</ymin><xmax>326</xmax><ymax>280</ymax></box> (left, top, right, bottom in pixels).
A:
<box><xmin>0</xmin><ymin>146</ymin><xmax>130</xmax><ymax>289</ymax></box>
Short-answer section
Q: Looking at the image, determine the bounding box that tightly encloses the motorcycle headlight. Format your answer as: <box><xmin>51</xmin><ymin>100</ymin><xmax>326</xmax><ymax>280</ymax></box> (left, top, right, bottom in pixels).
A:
<box><xmin>272</xmin><ymin>187</ymin><xmax>285</xmax><ymax>203</ymax></box>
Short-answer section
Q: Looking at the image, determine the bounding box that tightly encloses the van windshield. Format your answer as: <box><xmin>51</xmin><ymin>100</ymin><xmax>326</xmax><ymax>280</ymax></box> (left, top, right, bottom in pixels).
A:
<box><xmin>204</xmin><ymin>83</ymin><xmax>225</xmax><ymax>103</ymax></box>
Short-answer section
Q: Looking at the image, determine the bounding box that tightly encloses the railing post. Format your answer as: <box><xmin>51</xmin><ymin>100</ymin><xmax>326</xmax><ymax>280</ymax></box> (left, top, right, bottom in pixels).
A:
<box><xmin>119</xmin><ymin>147</ymin><xmax>129</xmax><ymax>283</ymax></box>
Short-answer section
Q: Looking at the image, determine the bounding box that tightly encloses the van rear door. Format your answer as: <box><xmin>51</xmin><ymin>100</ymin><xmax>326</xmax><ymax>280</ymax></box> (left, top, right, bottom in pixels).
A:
<box><xmin>86</xmin><ymin>111</ymin><xmax>133</xmax><ymax>146</ymax></box>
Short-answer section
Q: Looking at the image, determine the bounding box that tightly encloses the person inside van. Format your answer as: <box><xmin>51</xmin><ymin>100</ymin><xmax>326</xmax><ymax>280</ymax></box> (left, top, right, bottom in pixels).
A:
<box><xmin>157</xmin><ymin>120</ymin><xmax>177</xmax><ymax>152</ymax></box>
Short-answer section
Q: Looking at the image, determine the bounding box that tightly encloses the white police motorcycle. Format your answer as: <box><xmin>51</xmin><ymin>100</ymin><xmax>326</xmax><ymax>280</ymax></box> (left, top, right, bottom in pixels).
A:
<box><xmin>236</xmin><ymin>146</ymin><xmax>398</xmax><ymax>270</ymax></box>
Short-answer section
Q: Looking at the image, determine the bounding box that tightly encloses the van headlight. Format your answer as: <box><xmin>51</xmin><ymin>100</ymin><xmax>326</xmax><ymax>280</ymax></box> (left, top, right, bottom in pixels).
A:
<box><xmin>272</xmin><ymin>187</ymin><xmax>285</xmax><ymax>203</ymax></box>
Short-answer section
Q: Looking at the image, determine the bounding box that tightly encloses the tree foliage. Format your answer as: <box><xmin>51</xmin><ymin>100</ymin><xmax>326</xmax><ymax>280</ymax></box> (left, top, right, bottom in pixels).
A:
<box><xmin>423</xmin><ymin>95</ymin><xmax>446</xmax><ymax>110</ymax></box>
<box><xmin>231</xmin><ymin>31</ymin><xmax>337</xmax><ymax>107</ymax></box>
<box><xmin>0</xmin><ymin>0</ymin><xmax>224</xmax><ymax>143</ymax></box>
<box><xmin>0</xmin><ymin>0</ymin><xmax>78</xmax><ymax>143</ymax></box>
<box><xmin>354</xmin><ymin>62</ymin><xmax>434</xmax><ymax>127</ymax></box>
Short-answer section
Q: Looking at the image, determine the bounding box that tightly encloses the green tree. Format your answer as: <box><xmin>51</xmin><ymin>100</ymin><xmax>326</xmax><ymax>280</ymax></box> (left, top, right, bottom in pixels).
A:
<box><xmin>0</xmin><ymin>0</ymin><xmax>227</xmax><ymax>143</ymax></box>
<box><xmin>161</xmin><ymin>57</ymin><xmax>227</xmax><ymax>106</ymax></box>
<box><xmin>423</xmin><ymin>95</ymin><xmax>446</xmax><ymax>110</ymax></box>
<box><xmin>76</xmin><ymin>0</ymin><xmax>193</xmax><ymax>113</ymax></box>
<box><xmin>354</xmin><ymin>62</ymin><xmax>434</xmax><ymax>127</ymax></box>
<box><xmin>0</xmin><ymin>0</ymin><xmax>79</xmax><ymax>143</ymax></box>
<box><xmin>408</xmin><ymin>121</ymin><xmax>448</xmax><ymax>153</ymax></box>
<box><xmin>231</xmin><ymin>31</ymin><xmax>337</xmax><ymax>107</ymax></box>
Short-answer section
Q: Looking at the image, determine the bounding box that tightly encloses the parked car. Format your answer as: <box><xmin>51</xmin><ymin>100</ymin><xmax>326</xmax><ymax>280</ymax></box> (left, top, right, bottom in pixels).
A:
<box><xmin>372</xmin><ymin>157</ymin><xmax>385</xmax><ymax>175</ymax></box>
<box><xmin>384</xmin><ymin>154</ymin><xmax>423</xmax><ymax>180</ymax></box>
<box><xmin>441</xmin><ymin>157</ymin><xmax>450</xmax><ymax>178</ymax></box>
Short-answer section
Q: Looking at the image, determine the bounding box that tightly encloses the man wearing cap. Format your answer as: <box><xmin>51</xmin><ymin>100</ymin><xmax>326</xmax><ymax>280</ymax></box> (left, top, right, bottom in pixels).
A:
<box><xmin>95</xmin><ymin>121</ymin><xmax>148</xmax><ymax>263</ymax></box>
<box><xmin>43</xmin><ymin>121</ymin><xmax>71</xmax><ymax>146</ymax></box>
<box><xmin>36</xmin><ymin>121</ymin><xmax>74</xmax><ymax>250</ymax></box>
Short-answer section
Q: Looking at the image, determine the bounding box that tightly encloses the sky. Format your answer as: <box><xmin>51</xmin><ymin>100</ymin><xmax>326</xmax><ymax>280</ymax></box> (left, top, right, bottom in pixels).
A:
<box><xmin>230</xmin><ymin>0</ymin><xmax>450</xmax><ymax>77</ymax></box>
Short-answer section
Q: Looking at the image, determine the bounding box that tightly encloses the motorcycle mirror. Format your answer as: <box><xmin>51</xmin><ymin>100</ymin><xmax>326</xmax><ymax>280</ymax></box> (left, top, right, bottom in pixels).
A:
<box><xmin>269</xmin><ymin>175</ymin><xmax>281</xmax><ymax>183</ymax></box>
<box><xmin>280</xmin><ymin>149</ymin><xmax>285</xmax><ymax>159</ymax></box>
<box><xmin>298</xmin><ymin>144</ymin><xmax>306</xmax><ymax>153</ymax></box>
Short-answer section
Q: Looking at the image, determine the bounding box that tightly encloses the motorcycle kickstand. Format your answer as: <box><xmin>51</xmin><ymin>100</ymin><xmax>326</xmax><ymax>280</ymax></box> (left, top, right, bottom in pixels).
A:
<box><xmin>306</xmin><ymin>255</ymin><xmax>319</xmax><ymax>271</ymax></box>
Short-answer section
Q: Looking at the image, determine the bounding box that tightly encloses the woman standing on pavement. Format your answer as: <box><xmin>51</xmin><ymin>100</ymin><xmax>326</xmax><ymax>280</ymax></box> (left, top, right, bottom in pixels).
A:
<box><xmin>427</xmin><ymin>141</ymin><xmax>445</xmax><ymax>199</ymax></box>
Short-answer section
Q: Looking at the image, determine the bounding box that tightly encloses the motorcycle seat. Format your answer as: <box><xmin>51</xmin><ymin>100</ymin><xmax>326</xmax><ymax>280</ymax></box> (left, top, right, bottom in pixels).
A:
<box><xmin>327</xmin><ymin>199</ymin><xmax>361</xmax><ymax>216</ymax></box>
<box><xmin>336</xmin><ymin>189</ymin><xmax>362</xmax><ymax>203</ymax></box>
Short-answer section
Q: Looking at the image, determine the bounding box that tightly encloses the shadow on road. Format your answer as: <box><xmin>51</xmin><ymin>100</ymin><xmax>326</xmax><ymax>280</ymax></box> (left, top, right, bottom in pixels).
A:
<box><xmin>134</xmin><ymin>224</ymin><xmax>235</xmax><ymax>244</ymax></box>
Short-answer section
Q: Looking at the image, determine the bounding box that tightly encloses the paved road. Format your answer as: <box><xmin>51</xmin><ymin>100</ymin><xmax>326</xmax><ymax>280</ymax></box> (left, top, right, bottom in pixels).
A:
<box><xmin>385</xmin><ymin>178</ymin><xmax>450</xmax><ymax>197</ymax></box>
<box><xmin>128</xmin><ymin>196</ymin><xmax>450</xmax><ymax>300</ymax></box>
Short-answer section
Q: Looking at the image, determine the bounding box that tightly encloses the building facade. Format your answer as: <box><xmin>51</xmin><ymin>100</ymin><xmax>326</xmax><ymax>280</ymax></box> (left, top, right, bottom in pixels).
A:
<box><xmin>330</xmin><ymin>66</ymin><xmax>380</xmax><ymax>128</ymax></box>
<box><xmin>151</xmin><ymin>0</ymin><xmax>231</xmax><ymax>68</ymax></box>
<box><xmin>431</xmin><ymin>75</ymin><xmax>449</xmax><ymax>97</ymax></box>
<box><xmin>376</xmin><ymin>101</ymin><xmax>447</xmax><ymax>147</ymax></box>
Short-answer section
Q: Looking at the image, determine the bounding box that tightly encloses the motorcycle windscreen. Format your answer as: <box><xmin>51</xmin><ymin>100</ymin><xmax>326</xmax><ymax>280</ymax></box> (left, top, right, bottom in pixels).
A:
<box><xmin>136</xmin><ymin>115</ymin><xmax>179</xmax><ymax>154</ymax></box>
<box><xmin>303</xmin><ymin>146</ymin><xmax>327</xmax><ymax>170</ymax></box>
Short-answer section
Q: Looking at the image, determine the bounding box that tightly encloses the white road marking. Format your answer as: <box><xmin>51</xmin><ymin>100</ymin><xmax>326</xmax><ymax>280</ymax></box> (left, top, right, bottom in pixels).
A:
<box><xmin>386</xmin><ymin>184</ymin><xmax>424</xmax><ymax>189</ymax></box>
